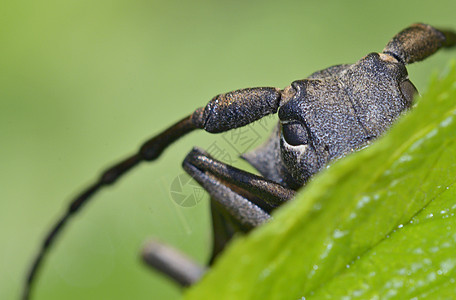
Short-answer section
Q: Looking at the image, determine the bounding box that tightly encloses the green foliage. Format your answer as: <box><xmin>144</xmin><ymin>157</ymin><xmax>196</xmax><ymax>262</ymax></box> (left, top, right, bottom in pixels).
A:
<box><xmin>186</xmin><ymin>63</ymin><xmax>456</xmax><ymax>299</ymax></box>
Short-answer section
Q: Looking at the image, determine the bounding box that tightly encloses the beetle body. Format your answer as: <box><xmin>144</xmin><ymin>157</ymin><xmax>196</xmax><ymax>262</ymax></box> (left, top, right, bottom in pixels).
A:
<box><xmin>23</xmin><ymin>23</ymin><xmax>456</xmax><ymax>299</ymax></box>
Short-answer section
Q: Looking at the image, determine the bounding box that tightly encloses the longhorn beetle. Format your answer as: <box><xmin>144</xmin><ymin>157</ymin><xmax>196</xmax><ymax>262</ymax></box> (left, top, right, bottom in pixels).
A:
<box><xmin>24</xmin><ymin>23</ymin><xmax>456</xmax><ymax>299</ymax></box>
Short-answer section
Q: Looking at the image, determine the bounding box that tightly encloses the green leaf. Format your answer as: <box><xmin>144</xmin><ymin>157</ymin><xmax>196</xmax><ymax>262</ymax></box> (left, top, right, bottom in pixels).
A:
<box><xmin>185</xmin><ymin>62</ymin><xmax>456</xmax><ymax>299</ymax></box>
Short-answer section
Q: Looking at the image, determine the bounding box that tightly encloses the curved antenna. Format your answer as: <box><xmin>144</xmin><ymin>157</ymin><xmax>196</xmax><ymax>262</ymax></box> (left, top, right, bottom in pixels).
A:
<box><xmin>23</xmin><ymin>115</ymin><xmax>196</xmax><ymax>300</ymax></box>
<box><xmin>23</xmin><ymin>85</ymin><xmax>283</xmax><ymax>299</ymax></box>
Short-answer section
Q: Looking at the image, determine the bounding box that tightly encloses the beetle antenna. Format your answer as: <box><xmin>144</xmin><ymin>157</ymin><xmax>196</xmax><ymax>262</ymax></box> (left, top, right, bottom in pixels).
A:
<box><xmin>23</xmin><ymin>115</ymin><xmax>196</xmax><ymax>300</ymax></box>
<box><xmin>24</xmin><ymin>85</ymin><xmax>283</xmax><ymax>298</ymax></box>
<box><xmin>383</xmin><ymin>23</ymin><xmax>456</xmax><ymax>64</ymax></box>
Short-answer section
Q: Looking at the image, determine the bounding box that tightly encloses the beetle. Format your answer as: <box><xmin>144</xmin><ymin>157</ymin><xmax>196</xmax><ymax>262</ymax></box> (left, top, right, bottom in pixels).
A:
<box><xmin>23</xmin><ymin>23</ymin><xmax>456</xmax><ymax>299</ymax></box>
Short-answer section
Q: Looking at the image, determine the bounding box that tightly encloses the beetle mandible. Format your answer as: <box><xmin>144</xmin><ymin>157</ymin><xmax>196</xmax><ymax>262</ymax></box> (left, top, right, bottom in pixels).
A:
<box><xmin>23</xmin><ymin>23</ymin><xmax>456</xmax><ymax>299</ymax></box>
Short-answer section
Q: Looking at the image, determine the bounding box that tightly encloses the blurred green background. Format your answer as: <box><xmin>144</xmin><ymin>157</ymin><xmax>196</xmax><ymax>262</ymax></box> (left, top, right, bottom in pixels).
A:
<box><xmin>1</xmin><ymin>0</ymin><xmax>455</xmax><ymax>299</ymax></box>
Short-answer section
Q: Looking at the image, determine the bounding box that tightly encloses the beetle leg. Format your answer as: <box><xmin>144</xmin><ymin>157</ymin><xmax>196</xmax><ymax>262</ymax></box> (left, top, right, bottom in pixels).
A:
<box><xmin>184</xmin><ymin>147</ymin><xmax>295</xmax><ymax>214</ymax></box>
<box><xmin>383</xmin><ymin>23</ymin><xmax>456</xmax><ymax>64</ymax></box>
<box><xmin>141</xmin><ymin>198</ymin><xmax>245</xmax><ymax>285</ymax></box>
<box><xmin>140</xmin><ymin>144</ymin><xmax>295</xmax><ymax>287</ymax></box>
<box><xmin>184</xmin><ymin>162</ymin><xmax>271</xmax><ymax>228</ymax></box>
<box><xmin>209</xmin><ymin>200</ymin><xmax>241</xmax><ymax>264</ymax></box>
<box><xmin>181</xmin><ymin>147</ymin><xmax>294</xmax><ymax>252</ymax></box>
<box><xmin>182</xmin><ymin>147</ymin><xmax>295</xmax><ymax>263</ymax></box>
<box><xmin>141</xmin><ymin>239</ymin><xmax>207</xmax><ymax>287</ymax></box>
<box><xmin>140</xmin><ymin>200</ymin><xmax>240</xmax><ymax>287</ymax></box>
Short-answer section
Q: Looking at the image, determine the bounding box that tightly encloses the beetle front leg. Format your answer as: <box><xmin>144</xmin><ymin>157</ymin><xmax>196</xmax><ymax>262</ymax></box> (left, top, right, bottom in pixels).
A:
<box><xmin>183</xmin><ymin>148</ymin><xmax>295</xmax><ymax>228</ymax></box>
<box><xmin>182</xmin><ymin>147</ymin><xmax>295</xmax><ymax>263</ymax></box>
<box><xmin>140</xmin><ymin>147</ymin><xmax>295</xmax><ymax>288</ymax></box>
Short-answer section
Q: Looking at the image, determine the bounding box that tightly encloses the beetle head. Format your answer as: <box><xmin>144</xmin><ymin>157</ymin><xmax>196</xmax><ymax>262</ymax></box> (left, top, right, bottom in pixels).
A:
<box><xmin>277</xmin><ymin>52</ymin><xmax>417</xmax><ymax>186</ymax></box>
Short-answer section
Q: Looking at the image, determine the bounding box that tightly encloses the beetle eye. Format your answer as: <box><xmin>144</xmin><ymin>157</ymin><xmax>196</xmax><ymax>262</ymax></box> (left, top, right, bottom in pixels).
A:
<box><xmin>400</xmin><ymin>79</ymin><xmax>418</xmax><ymax>105</ymax></box>
<box><xmin>282</xmin><ymin>121</ymin><xmax>309</xmax><ymax>146</ymax></box>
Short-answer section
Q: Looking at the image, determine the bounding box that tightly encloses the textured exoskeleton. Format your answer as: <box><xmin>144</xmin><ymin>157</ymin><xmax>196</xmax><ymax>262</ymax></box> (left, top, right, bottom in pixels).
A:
<box><xmin>24</xmin><ymin>23</ymin><xmax>456</xmax><ymax>299</ymax></box>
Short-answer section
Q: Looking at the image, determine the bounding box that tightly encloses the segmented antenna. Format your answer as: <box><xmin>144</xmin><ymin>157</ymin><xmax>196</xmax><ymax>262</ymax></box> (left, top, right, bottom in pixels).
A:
<box><xmin>23</xmin><ymin>115</ymin><xmax>196</xmax><ymax>300</ymax></box>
